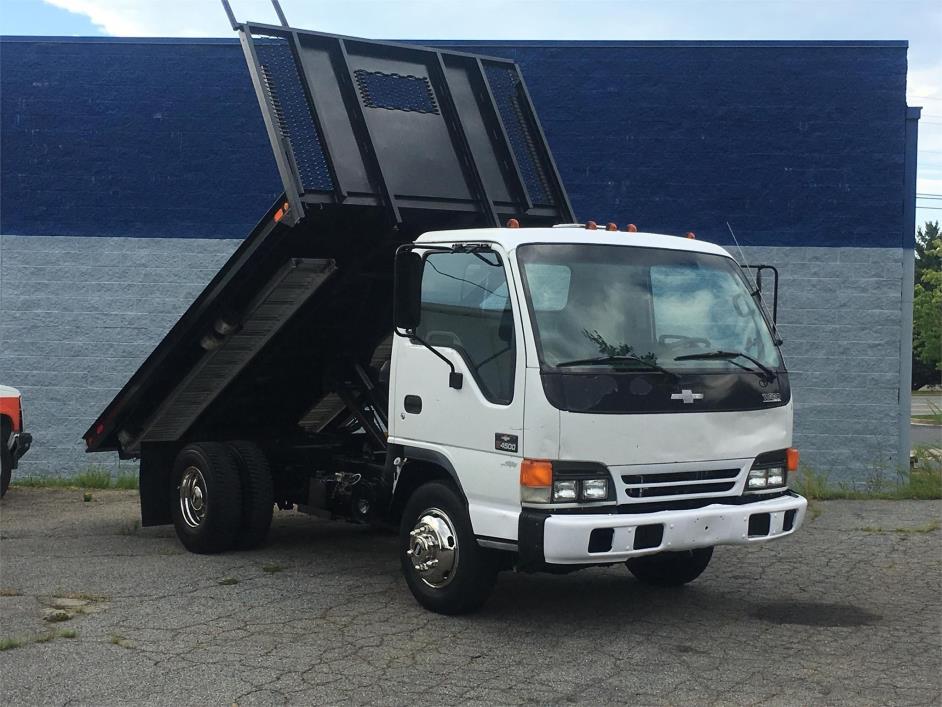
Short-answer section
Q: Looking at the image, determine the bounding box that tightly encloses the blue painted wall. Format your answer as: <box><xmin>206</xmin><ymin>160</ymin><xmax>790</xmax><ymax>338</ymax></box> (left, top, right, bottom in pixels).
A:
<box><xmin>1</xmin><ymin>37</ymin><xmax>910</xmax><ymax>247</ymax></box>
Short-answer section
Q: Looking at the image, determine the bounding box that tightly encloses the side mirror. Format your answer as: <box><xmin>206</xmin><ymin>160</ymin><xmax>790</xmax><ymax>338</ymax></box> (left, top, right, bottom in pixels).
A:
<box><xmin>743</xmin><ymin>264</ymin><xmax>779</xmax><ymax>323</ymax></box>
<box><xmin>394</xmin><ymin>250</ymin><xmax>424</xmax><ymax>330</ymax></box>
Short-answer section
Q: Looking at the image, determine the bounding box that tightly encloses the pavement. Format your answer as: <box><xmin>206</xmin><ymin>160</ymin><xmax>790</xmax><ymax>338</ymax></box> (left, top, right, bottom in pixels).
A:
<box><xmin>1</xmin><ymin>489</ymin><xmax>940</xmax><ymax>706</ymax></box>
<box><xmin>911</xmin><ymin>393</ymin><xmax>941</xmax><ymax>417</ymax></box>
<box><xmin>911</xmin><ymin>393</ymin><xmax>941</xmax><ymax>450</ymax></box>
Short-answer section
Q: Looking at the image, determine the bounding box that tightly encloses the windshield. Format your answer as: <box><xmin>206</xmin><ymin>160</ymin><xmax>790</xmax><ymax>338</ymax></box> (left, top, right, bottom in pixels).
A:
<box><xmin>517</xmin><ymin>243</ymin><xmax>781</xmax><ymax>373</ymax></box>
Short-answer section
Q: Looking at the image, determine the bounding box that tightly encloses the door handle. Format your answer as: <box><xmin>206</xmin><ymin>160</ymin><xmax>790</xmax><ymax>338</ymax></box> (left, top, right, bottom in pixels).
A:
<box><xmin>404</xmin><ymin>395</ymin><xmax>422</xmax><ymax>414</ymax></box>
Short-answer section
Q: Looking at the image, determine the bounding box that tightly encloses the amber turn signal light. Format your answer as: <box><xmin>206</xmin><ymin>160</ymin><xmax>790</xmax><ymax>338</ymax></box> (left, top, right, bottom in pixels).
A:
<box><xmin>520</xmin><ymin>459</ymin><xmax>553</xmax><ymax>487</ymax></box>
<box><xmin>786</xmin><ymin>448</ymin><xmax>800</xmax><ymax>472</ymax></box>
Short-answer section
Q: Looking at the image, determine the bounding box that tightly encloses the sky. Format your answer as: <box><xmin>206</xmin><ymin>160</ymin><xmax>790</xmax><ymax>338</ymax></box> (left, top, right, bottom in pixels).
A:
<box><xmin>1</xmin><ymin>0</ymin><xmax>941</xmax><ymax>233</ymax></box>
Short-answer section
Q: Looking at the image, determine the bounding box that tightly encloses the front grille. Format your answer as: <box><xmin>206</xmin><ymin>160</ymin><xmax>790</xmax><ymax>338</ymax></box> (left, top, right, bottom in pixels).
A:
<box><xmin>622</xmin><ymin>468</ymin><xmax>740</xmax><ymax>499</ymax></box>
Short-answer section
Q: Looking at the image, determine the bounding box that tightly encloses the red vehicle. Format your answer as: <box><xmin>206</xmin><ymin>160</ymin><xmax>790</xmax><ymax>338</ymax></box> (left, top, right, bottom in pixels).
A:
<box><xmin>1</xmin><ymin>385</ymin><xmax>32</xmax><ymax>497</ymax></box>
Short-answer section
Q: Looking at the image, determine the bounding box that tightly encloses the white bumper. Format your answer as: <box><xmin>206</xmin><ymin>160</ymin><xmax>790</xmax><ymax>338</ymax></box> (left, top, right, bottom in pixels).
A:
<box><xmin>542</xmin><ymin>492</ymin><xmax>807</xmax><ymax>564</ymax></box>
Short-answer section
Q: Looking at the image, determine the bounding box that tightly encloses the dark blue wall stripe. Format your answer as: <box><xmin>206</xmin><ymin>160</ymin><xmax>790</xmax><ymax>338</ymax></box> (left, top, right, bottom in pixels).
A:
<box><xmin>0</xmin><ymin>38</ymin><xmax>910</xmax><ymax>247</ymax></box>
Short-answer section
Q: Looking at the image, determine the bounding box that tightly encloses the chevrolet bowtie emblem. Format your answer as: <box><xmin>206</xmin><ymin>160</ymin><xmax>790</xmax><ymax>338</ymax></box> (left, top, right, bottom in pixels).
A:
<box><xmin>671</xmin><ymin>389</ymin><xmax>704</xmax><ymax>404</ymax></box>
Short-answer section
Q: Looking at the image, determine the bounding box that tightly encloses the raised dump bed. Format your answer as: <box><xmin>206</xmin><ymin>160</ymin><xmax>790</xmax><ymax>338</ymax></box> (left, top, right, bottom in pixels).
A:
<box><xmin>84</xmin><ymin>8</ymin><xmax>573</xmax><ymax>459</ymax></box>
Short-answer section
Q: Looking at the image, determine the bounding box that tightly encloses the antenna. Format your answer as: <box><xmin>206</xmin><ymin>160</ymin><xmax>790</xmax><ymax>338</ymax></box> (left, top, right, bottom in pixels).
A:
<box><xmin>726</xmin><ymin>222</ymin><xmax>757</xmax><ymax>287</ymax></box>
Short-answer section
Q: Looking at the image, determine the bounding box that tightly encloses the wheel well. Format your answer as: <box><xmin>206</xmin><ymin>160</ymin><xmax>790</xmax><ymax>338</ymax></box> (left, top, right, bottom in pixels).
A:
<box><xmin>389</xmin><ymin>459</ymin><xmax>466</xmax><ymax>524</ymax></box>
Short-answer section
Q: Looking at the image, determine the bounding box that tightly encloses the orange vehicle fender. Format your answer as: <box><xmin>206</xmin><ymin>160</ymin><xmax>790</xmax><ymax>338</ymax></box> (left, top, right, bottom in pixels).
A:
<box><xmin>0</xmin><ymin>393</ymin><xmax>22</xmax><ymax>432</ymax></box>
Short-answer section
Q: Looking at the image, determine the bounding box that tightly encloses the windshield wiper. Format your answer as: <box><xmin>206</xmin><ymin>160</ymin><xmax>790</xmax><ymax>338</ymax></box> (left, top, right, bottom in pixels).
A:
<box><xmin>555</xmin><ymin>355</ymin><xmax>678</xmax><ymax>380</ymax></box>
<box><xmin>674</xmin><ymin>350</ymin><xmax>776</xmax><ymax>381</ymax></box>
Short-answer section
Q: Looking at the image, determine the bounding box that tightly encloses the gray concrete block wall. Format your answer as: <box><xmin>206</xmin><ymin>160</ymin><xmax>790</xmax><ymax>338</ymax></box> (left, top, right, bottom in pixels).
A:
<box><xmin>0</xmin><ymin>234</ymin><xmax>241</xmax><ymax>477</ymax></box>
<box><xmin>738</xmin><ymin>245</ymin><xmax>904</xmax><ymax>482</ymax></box>
<box><xmin>1</xmin><ymin>236</ymin><xmax>906</xmax><ymax>483</ymax></box>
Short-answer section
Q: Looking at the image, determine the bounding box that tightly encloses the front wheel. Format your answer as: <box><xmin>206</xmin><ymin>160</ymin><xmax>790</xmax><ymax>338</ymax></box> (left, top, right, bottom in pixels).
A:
<box><xmin>400</xmin><ymin>481</ymin><xmax>498</xmax><ymax>615</ymax></box>
<box><xmin>626</xmin><ymin>547</ymin><xmax>714</xmax><ymax>586</ymax></box>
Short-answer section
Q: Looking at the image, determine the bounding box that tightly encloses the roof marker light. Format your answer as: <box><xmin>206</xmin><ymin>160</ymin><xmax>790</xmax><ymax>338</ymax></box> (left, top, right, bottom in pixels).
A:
<box><xmin>685</xmin><ymin>231</ymin><xmax>696</xmax><ymax>239</ymax></box>
<box><xmin>625</xmin><ymin>224</ymin><xmax>638</xmax><ymax>232</ymax></box>
<box><xmin>605</xmin><ymin>222</ymin><xmax>618</xmax><ymax>231</ymax></box>
<box><xmin>506</xmin><ymin>218</ymin><xmax>520</xmax><ymax>229</ymax></box>
<box><xmin>585</xmin><ymin>221</ymin><xmax>598</xmax><ymax>230</ymax></box>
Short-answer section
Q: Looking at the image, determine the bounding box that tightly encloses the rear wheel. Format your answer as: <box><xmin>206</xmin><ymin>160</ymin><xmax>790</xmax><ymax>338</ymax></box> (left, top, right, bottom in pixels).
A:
<box><xmin>400</xmin><ymin>481</ymin><xmax>498</xmax><ymax>615</ymax></box>
<box><xmin>227</xmin><ymin>441</ymin><xmax>274</xmax><ymax>549</ymax></box>
<box><xmin>626</xmin><ymin>547</ymin><xmax>714</xmax><ymax>586</ymax></box>
<box><xmin>1</xmin><ymin>418</ymin><xmax>11</xmax><ymax>498</ymax></box>
<box><xmin>171</xmin><ymin>442</ymin><xmax>242</xmax><ymax>554</ymax></box>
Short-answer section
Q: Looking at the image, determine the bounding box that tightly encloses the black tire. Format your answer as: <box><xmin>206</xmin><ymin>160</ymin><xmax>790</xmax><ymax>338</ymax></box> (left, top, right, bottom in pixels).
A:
<box><xmin>227</xmin><ymin>441</ymin><xmax>274</xmax><ymax>549</ymax></box>
<box><xmin>170</xmin><ymin>442</ymin><xmax>243</xmax><ymax>554</ymax></box>
<box><xmin>626</xmin><ymin>547</ymin><xmax>714</xmax><ymax>587</ymax></box>
<box><xmin>399</xmin><ymin>481</ymin><xmax>498</xmax><ymax>615</ymax></box>
<box><xmin>1</xmin><ymin>418</ymin><xmax>11</xmax><ymax>499</ymax></box>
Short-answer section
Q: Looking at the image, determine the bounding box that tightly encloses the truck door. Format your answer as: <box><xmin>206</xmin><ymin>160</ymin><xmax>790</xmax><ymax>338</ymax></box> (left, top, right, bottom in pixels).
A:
<box><xmin>391</xmin><ymin>247</ymin><xmax>525</xmax><ymax>541</ymax></box>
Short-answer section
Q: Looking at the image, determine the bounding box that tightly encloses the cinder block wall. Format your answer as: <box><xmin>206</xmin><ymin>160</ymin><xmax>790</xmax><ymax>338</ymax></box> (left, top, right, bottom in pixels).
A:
<box><xmin>0</xmin><ymin>38</ymin><xmax>914</xmax><ymax>482</ymax></box>
<box><xmin>0</xmin><ymin>235</ymin><xmax>240</xmax><ymax>476</ymax></box>
<box><xmin>0</xmin><ymin>235</ymin><xmax>904</xmax><ymax>482</ymax></box>
<box><xmin>739</xmin><ymin>245</ymin><xmax>904</xmax><ymax>479</ymax></box>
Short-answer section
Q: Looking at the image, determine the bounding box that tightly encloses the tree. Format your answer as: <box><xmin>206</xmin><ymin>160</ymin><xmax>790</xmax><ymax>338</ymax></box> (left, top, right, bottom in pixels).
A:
<box><xmin>912</xmin><ymin>221</ymin><xmax>941</xmax><ymax>388</ymax></box>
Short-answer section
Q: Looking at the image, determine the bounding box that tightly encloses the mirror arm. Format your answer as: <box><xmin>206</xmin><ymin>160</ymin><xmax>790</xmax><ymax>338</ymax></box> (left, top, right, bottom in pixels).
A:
<box><xmin>395</xmin><ymin>328</ymin><xmax>463</xmax><ymax>390</ymax></box>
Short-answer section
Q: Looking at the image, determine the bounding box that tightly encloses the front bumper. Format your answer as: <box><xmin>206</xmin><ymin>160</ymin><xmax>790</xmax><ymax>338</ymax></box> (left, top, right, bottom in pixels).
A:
<box><xmin>9</xmin><ymin>432</ymin><xmax>32</xmax><ymax>468</ymax></box>
<box><xmin>522</xmin><ymin>492</ymin><xmax>806</xmax><ymax>566</ymax></box>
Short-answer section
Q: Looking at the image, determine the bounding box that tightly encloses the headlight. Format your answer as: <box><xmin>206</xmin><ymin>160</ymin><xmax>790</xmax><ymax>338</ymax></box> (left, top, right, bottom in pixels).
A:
<box><xmin>552</xmin><ymin>480</ymin><xmax>579</xmax><ymax>502</ymax></box>
<box><xmin>580</xmin><ymin>478</ymin><xmax>609</xmax><ymax>501</ymax></box>
<box><xmin>747</xmin><ymin>461</ymin><xmax>787</xmax><ymax>490</ymax></box>
<box><xmin>521</xmin><ymin>460</ymin><xmax>614</xmax><ymax>504</ymax></box>
<box><xmin>748</xmin><ymin>468</ymin><xmax>769</xmax><ymax>488</ymax></box>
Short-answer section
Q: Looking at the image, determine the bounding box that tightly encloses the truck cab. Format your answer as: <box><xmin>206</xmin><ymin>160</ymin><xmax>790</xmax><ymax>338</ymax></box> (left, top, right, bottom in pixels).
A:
<box><xmin>388</xmin><ymin>226</ymin><xmax>805</xmax><ymax>611</ymax></box>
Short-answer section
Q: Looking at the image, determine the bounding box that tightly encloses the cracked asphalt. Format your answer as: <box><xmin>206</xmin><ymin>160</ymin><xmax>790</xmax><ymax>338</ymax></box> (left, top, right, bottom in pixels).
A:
<box><xmin>1</xmin><ymin>489</ymin><xmax>940</xmax><ymax>706</ymax></box>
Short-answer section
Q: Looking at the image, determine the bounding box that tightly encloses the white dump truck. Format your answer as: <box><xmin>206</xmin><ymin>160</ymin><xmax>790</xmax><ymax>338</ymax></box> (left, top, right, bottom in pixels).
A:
<box><xmin>86</xmin><ymin>4</ymin><xmax>805</xmax><ymax>614</ymax></box>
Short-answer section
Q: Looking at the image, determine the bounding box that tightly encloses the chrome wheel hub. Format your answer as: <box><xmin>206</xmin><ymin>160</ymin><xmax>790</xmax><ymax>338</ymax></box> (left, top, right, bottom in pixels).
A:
<box><xmin>179</xmin><ymin>466</ymin><xmax>208</xmax><ymax>529</ymax></box>
<box><xmin>407</xmin><ymin>507</ymin><xmax>458</xmax><ymax>588</ymax></box>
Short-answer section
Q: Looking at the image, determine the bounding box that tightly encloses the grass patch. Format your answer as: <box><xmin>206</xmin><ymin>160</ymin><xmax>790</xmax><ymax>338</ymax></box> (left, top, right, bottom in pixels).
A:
<box><xmin>218</xmin><ymin>577</ymin><xmax>239</xmax><ymax>586</ymax></box>
<box><xmin>0</xmin><ymin>630</ymin><xmax>79</xmax><ymax>650</ymax></box>
<box><xmin>261</xmin><ymin>563</ymin><xmax>284</xmax><ymax>574</ymax></box>
<box><xmin>14</xmin><ymin>468</ymin><xmax>139</xmax><ymax>490</ymax></box>
<box><xmin>792</xmin><ymin>453</ymin><xmax>942</xmax><ymax>501</ymax></box>
<box><xmin>859</xmin><ymin>520</ymin><xmax>941</xmax><ymax>533</ymax></box>
<box><xmin>0</xmin><ymin>637</ymin><xmax>26</xmax><ymax>651</ymax></box>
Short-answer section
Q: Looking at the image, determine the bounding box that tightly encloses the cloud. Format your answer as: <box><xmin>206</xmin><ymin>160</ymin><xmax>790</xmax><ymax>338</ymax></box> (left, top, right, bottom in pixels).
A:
<box><xmin>42</xmin><ymin>0</ymin><xmax>224</xmax><ymax>36</ymax></box>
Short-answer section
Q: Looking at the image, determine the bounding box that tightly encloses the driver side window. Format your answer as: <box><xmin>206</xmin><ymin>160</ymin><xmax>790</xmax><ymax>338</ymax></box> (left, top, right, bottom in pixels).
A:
<box><xmin>417</xmin><ymin>251</ymin><xmax>516</xmax><ymax>405</ymax></box>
